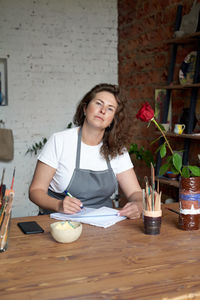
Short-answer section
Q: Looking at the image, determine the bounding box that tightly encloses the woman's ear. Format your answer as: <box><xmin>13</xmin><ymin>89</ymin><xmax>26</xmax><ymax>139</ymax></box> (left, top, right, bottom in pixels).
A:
<box><xmin>83</xmin><ymin>106</ymin><xmax>86</xmax><ymax>116</ymax></box>
<box><xmin>83</xmin><ymin>102</ymin><xmax>89</xmax><ymax>117</ymax></box>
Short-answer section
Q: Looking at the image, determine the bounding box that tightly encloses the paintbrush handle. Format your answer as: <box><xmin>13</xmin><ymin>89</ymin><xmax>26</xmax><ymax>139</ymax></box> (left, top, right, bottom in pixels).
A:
<box><xmin>10</xmin><ymin>168</ymin><xmax>15</xmax><ymax>190</ymax></box>
<box><xmin>150</xmin><ymin>163</ymin><xmax>155</xmax><ymax>209</ymax></box>
<box><xmin>0</xmin><ymin>213</ymin><xmax>11</xmax><ymax>251</ymax></box>
<box><xmin>165</xmin><ymin>207</ymin><xmax>179</xmax><ymax>215</ymax></box>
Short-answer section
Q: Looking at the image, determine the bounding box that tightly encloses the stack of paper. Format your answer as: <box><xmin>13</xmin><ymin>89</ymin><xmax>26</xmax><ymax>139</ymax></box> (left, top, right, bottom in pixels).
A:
<box><xmin>50</xmin><ymin>206</ymin><xmax>126</xmax><ymax>228</ymax></box>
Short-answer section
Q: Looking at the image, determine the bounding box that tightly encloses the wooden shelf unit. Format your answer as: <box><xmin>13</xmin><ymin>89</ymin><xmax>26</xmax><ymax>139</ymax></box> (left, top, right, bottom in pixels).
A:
<box><xmin>155</xmin><ymin>132</ymin><xmax>200</xmax><ymax>140</ymax></box>
<box><xmin>156</xmin><ymin>176</ymin><xmax>179</xmax><ymax>188</ymax></box>
<box><xmin>155</xmin><ymin>5</ymin><xmax>200</xmax><ymax>189</ymax></box>
<box><xmin>167</xmin><ymin>31</ymin><xmax>200</xmax><ymax>44</ymax></box>
<box><xmin>158</xmin><ymin>83</ymin><xmax>200</xmax><ymax>89</ymax></box>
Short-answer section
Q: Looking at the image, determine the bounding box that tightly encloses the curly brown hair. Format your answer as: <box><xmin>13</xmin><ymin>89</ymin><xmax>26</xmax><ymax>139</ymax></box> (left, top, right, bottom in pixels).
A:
<box><xmin>73</xmin><ymin>83</ymin><xmax>131</xmax><ymax>159</ymax></box>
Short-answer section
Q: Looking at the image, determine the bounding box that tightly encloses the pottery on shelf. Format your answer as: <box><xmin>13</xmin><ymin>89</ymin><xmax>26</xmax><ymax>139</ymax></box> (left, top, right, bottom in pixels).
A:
<box><xmin>165</xmin><ymin>171</ymin><xmax>179</xmax><ymax>180</ymax></box>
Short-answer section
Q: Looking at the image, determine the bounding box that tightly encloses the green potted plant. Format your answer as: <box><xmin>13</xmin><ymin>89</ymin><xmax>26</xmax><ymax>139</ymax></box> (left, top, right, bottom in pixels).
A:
<box><xmin>136</xmin><ymin>102</ymin><xmax>200</xmax><ymax>178</ymax></box>
<box><xmin>129</xmin><ymin>143</ymin><xmax>155</xmax><ymax>168</ymax></box>
<box><xmin>136</xmin><ymin>102</ymin><xmax>200</xmax><ymax>230</ymax></box>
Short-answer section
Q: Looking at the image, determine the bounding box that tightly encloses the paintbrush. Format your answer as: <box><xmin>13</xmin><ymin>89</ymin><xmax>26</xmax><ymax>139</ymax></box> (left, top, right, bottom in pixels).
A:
<box><xmin>144</xmin><ymin>176</ymin><xmax>150</xmax><ymax>193</ymax></box>
<box><xmin>0</xmin><ymin>168</ymin><xmax>5</xmax><ymax>203</ymax></box>
<box><xmin>0</xmin><ymin>196</ymin><xmax>8</xmax><ymax>228</ymax></box>
<box><xmin>157</xmin><ymin>179</ymin><xmax>159</xmax><ymax>194</ymax></box>
<box><xmin>150</xmin><ymin>163</ymin><xmax>155</xmax><ymax>210</ymax></box>
<box><xmin>4</xmin><ymin>168</ymin><xmax>16</xmax><ymax>198</ymax></box>
<box><xmin>10</xmin><ymin>167</ymin><xmax>15</xmax><ymax>190</ymax></box>
<box><xmin>165</xmin><ymin>207</ymin><xmax>179</xmax><ymax>215</ymax></box>
<box><xmin>142</xmin><ymin>189</ymin><xmax>145</xmax><ymax>209</ymax></box>
<box><xmin>0</xmin><ymin>168</ymin><xmax>5</xmax><ymax>186</ymax></box>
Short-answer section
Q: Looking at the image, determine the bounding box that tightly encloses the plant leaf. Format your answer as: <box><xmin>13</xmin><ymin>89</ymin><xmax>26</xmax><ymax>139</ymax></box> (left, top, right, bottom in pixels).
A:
<box><xmin>160</xmin><ymin>144</ymin><xmax>167</xmax><ymax>158</ymax></box>
<box><xmin>129</xmin><ymin>143</ymin><xmax>138</xmax><ymax>153</ymax></box>
<box><xmin>150</xmin><ymin>135</ymin><xmax>163</xmax><ymax>145</ymax></box>
<box><xmin>155</xmin><ymin>143</ymin><xmax>164</xmax><ymax>154</ymax></box>
<box><xmin>159</xmin><ymin>163</ymin><xmax>170</xmax><ymax>176</ymax></box>
<box><xmin>67</xmin><ymin>122</ymin><xmax>72</xmax><ymax>128</ymax></box>
<box><xmin>166</xmin><ymin>155</ymin><xmax>173</xmax><ymax>163</ymax></box>
<box><xmin>188</xmin><ymin>166</ymin><xmax>200</xmax><ymax>177</ymax></box>
<box><xmin>182</xmin><ymin>166</ymin><xmax>190</xmax><ymax>178</ymax></box>
<box><xmin>171</xmin><ymin>165</ymin><xmax>179</xmax><ymax>174</ymax></box>
<box><xmin>172</xmin><ymin>153</ymin><xmax>182</xmax><ymax>172</ymax></box>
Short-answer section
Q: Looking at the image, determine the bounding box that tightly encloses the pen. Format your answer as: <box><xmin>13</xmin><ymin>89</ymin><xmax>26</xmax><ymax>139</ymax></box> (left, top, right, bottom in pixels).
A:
<box><xmin>64</xmin><ymin>190</ymin><xmax>84</xmax><ymax>209</ymax></box>
<box><xmin>64</xmin><ymin>190</ymin><xmax>73</xmax><ymax>198</ymax></box>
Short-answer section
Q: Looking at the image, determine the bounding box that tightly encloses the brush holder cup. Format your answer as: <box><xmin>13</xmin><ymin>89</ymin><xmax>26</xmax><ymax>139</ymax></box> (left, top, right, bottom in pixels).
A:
<box><xmin>143</xmin><ymin>210</ymin><xmax>162</xmax><ymax>235</ymax></box>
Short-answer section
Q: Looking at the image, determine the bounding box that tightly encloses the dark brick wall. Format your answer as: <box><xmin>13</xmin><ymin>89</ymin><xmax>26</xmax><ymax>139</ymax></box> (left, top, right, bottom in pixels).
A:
<box><xmin>118</xmin><ymin>0</ymin><xmax>200</xmax><ymax>199</ymax></box>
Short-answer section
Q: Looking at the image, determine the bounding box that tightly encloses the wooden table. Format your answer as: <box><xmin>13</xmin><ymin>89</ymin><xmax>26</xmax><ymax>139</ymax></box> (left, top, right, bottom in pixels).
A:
<box><xmin>1</xmin><ymin>204</ymin><xmax>200</xmax><ymax>300</ymax></box>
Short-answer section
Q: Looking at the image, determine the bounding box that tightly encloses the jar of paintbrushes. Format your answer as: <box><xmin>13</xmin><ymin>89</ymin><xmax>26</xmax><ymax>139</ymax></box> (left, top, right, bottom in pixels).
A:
<box><xmin>143</xmin><ymin>164</ymin><xmax>162</xmax><ymax>235</ymax></box>
<box><xmin>0</xmin><ymin>168</ymin><xmax>15</xmax><ymax>252</ymax></box>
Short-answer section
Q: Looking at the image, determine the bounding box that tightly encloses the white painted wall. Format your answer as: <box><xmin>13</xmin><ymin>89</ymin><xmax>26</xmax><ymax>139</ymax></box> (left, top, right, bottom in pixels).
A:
<box><xmin>0</xmin><ymin>0</ymin><xmax>118</xmax><ymax>217</ymax></box>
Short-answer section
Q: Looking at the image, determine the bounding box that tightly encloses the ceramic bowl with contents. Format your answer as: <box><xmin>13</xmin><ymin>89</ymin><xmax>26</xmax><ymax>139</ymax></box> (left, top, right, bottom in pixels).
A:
<box><xmin>50</xmin><ymin>221</ymin><xmax>82</xmax><ymax>243</ymax></box>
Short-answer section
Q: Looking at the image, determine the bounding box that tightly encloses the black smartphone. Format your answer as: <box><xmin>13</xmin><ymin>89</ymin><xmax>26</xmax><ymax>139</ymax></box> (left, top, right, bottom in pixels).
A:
<box><xmin>17</xmin><ymin>221</ymin><xmax>44</xmax><ymax>234</ymax></box>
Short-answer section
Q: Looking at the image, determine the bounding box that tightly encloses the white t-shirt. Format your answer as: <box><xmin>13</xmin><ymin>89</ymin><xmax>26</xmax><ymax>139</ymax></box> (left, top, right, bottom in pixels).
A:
<box><xmin>38</xmin><ymin>127</ymin><xmax>133</xmax><ymax>193</ymax></box>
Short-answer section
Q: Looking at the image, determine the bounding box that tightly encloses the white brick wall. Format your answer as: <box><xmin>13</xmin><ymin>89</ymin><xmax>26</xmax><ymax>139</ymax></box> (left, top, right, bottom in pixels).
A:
<box><xmin>0</xmin><ymin>0</ymin><xmax>118</xmax><ymax>217</ymax></box>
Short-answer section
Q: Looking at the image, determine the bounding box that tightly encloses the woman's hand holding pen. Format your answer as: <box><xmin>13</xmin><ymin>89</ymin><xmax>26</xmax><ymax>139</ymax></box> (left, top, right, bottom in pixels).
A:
<box><xmin>59</xmin><ymin>190</ymin><xmax>83</xmax><ymax>214</ymax></box>
<box><xmin>60</xmin><ymin>196</ymin><xmax>82</xmax><ymax>214</ymax></box>
<box><xmin>62</xmin><ymin>196</ymin><xmax>82</xmax><ymax>214</ymax></box>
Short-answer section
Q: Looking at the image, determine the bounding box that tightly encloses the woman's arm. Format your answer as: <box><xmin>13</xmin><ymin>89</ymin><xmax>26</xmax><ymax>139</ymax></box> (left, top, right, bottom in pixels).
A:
<box><xmin>29</xmin><ymin>161</ymin><xmax>82</xmax><ymax>214</ymax></box>
<box><xmin>117</xmin><ymin>168</ymin><xmax>143</xmax><ymax>219</ymax></box>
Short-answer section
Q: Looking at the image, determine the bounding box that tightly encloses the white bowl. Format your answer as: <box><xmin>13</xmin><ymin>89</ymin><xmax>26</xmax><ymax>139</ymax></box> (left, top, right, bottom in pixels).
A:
<box><xmin>50</xmin><ymin>221</ymin><xmax>82</xmax><ymax>243</ymax></box>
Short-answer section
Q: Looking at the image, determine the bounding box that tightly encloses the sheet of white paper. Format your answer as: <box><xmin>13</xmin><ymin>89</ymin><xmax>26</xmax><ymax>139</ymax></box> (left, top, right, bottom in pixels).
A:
<box><xmin>50</xmin><ymin>206</ymin><xmax>126</xmax><ymax>228</ymax></box>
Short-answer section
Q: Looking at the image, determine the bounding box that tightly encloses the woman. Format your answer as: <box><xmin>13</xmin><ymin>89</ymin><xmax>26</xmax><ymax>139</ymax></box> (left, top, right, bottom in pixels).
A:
<box><xmin>29</xmin><ymin>83</ymin><xmax>143</xmax><ymax>219</ymax></box>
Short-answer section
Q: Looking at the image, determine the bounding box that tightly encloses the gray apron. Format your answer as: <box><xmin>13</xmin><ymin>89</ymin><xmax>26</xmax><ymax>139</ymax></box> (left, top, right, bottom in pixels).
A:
<box><xmin>41</xmin><ymin>127</ymin><xmax>118</xmax><ymax>214</ymax></box>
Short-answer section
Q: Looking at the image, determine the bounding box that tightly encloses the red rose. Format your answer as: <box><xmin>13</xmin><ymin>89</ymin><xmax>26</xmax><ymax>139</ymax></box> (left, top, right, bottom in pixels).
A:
<box><xmin>136</xmin><ymin>102</ymin><xmax>154</xmax><ymax>122</ymax></box>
